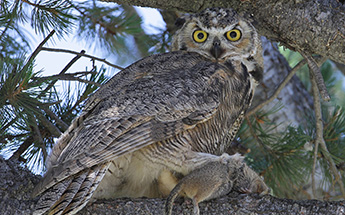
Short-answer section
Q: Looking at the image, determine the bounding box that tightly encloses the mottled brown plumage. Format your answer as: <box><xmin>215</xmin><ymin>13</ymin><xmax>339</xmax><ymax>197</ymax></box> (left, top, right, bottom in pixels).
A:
<box><xmin>32</xmin><ymin>8</ymin><xmax>262</xmax><ymax>215</ymax></box>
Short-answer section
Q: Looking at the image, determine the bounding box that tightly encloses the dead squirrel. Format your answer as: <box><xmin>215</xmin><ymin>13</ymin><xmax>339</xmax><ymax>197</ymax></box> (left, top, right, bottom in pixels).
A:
<box><xmin>165</xmin><ymin>153</ymin><xmax>269</xmax><ymax>215</ymax></box>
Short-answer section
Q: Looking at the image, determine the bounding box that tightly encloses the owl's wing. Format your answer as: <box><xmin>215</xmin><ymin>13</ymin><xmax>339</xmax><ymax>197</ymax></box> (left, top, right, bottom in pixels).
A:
<box><xmin>32</xmin><ymin>51</ymin><xmax>227</xmax><ymax>197</ymax></box>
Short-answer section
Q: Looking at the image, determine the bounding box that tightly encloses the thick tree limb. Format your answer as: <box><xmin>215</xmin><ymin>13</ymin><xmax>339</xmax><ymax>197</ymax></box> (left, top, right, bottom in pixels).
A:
<box><xmin>1</xmin><ymin>156</ymin><xmax>345</xmax><ymax>215</ymax></box>
<box><xmin>106</xmin><ymin>0</ymin><xmax>345</xmax><ymax>65</ymax></box>
<box><xmin>78</xmin><ymin>195</ymin><xmax>345</xmax><ymax>215</ymax></box>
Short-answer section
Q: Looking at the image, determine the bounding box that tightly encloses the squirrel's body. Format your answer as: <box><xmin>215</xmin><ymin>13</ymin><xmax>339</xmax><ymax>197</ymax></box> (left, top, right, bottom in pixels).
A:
<box><xmin>165</xmin><ymin>153</ymin><xmax>270</xmax><ymax>215</ymax></box>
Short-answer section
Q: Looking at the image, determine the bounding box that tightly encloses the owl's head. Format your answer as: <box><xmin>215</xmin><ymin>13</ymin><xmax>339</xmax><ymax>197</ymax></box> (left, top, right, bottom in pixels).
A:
<box><xmin>172</xmin><ymin>8</ymin><xmax>259</xmax><ymax>62</ymax></box>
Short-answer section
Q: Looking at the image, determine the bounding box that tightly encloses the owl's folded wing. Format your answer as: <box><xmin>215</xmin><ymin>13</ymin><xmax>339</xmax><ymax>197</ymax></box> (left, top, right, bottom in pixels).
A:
<box><xmin>32</xmin><ymin>51</ymin><xmax>228</xmax><ymax>197</ymax></box>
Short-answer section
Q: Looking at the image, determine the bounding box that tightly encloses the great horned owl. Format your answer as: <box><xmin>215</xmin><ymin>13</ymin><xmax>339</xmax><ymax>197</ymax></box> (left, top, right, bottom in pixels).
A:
<box><xmin>32</xmin><ymin>8</ymin><xmax>262</xmax><ymax>215</ymax></box>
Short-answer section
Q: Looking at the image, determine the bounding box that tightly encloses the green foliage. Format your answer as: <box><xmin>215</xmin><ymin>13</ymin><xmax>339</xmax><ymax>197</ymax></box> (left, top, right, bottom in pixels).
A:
<box><xmin>73</xmin><ymin>1</ymin><xmax>166</xmax><ymax>62</ymax></box>
<box><xmin>29</xmin><ymin>0</ymin><xmax>75</xmax><ymax>36</ymax></box>
<box><xmin>279</xmin><ymin>46</ymin><xmax>345</xmax><ymax>107</ymax></box>
<box><xmin>240</xmin><ymin>104</ymin><xmax>345</xmax><ymax>200</ymax></box>
<box><xmin>0</xmin><ymin>53</ymin><xmax>108</xmax><ymax>173</ymax></box>
<box><xmin>238</xmin><ymin>47</ymin><xmax>345</xmax><ymax>200</ymax></box>
<box><xmin>239</xmin><ymin>109</ymin><xmax>313</xmax><ymax>198</ymax></box>
<box><xmin>1</xmin><ymin>1</ymin><xmax>29</xmax><ymax>59</ymax></box>
<box><xmin>1</xmin><ymin>0</ymin><xmax>344</xmax><ymax>202</ymax></box>
<box><xmin>312</xmin><ymin>106</ymin><xmax>345</xmax><ymax>198</ymax></box>
<box><xmin>0</xmin><ymin>0</ymin><xmax>168</xmax><ymax>174</ymax></box>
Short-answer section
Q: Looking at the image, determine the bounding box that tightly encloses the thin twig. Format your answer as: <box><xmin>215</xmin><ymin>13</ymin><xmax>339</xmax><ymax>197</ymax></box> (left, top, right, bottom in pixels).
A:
<box><xmin>33</xmin><ymin>71</ymin><xmax>100</xmax><ymax>87</ymax></box>
<box><xmin>246</xmin><ymin>59</ymin><xmax>307</xmax><ymax>117</ymax></box>
<box><xmin>245</xmin><ymin>116</ymin><xmax>267</xmax><ymax>151</ymax></box>
<box><xmin>34</xmin><ymin>71</ymin><xmax>97</xmax><ymax>81</ymax></box>
<box><xmin>309</xmin><ymin>67</ymin><xmax>345</xmax><ymax>199</ymax></box>
<box><xmin>40</xmin><ymin>50</ymin><xmax>86</xmax><ymax>97</ymax></box>
<box><xmin>311</xmin><ymin>138</ymin><xmax>319</xmax><ymax>198</ymax></box>
<box><xmin>58</xmin><ymin>76</ymin><xmax>102</xmax><ymax>86</ymax></box>
<box><xmin>41</xmin><ymin>106</ymin><xmax>69</xmax><ymax>131</ymax></box>
<box><xmin>9</xmin><ymin>136</ymin><xmax>34</xmax><ymax>161</ymax></box>
<box><xmin>20</xmin><ymin>30</ymin><xmax>56</xmax><ymax>74</ymax></box>
<box><xmin>41</xmin><ymin>47</ymin><xmax>124</xmax><ymax>70</ymax></box>
<box><xmin>34</xmin><ymin>108</ymin><xmax>62</xmax><ymax>137</ymax></box>
<box><xmin>40</xmin><ymin>100</ymin><xmax>63</xmax><ymax>107</ymax></box>
<box><xmin>67</xmin><ymin>71</ymin><xmax>97</xmax><ymax>76</ymax></box>
<box><xmin>300</xmin><ymin>52</ymin><xmax>330</xmax><ymax>101</ymax></box>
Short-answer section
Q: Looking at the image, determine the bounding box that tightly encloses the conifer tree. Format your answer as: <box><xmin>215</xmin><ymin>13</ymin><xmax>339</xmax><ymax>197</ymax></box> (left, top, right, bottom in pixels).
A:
<box><xmin>1</xmin><ymin>0</ymin><xmax>344</xmax><ymax>202</ymax></box>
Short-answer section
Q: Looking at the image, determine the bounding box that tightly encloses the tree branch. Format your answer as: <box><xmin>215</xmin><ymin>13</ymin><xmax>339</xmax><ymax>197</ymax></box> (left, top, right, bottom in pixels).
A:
<box><xmin>246</xmin><ymin>58</ymin><xmax>306</xmax><ymax>117</ymax></box>
<box><xmin>9</xmin><ymin>136</ymin><xmax>34</xmax><ymax>161</ymax></box>
<box><xmin>36</xmin><ymin>73</ymin><xmax>102</xmax><ymax>87</ymax></box>
<box><xmin>78</xmin><ymin>194</ymin><xmax>345</xmax><ymax>215</ymax></box>
<box><xmin>300</xmin><ymin>52</ymin><xmax>330</xmax><ymax>101</ymax></box>
<box><xmin>311</xmin><ymin>138</ymin><xmax>319</xmax><ymax>198</ymax></box>
<box><xmin>0</xmin><ymin>133</ymin><xmax>29</xmax><ymax>144</ymax></box>
<box><xmin>20</xmin><ymin>30</ymin><xmax>55</xmax><ymax>74</ymax></box>
<box><xmin>41</xmin><ymin>47</ymin><xmax>124</xmax><ymax>70</ymax></box>
<box><xmin>309</xmin><ymin>64</ymin><xmax>345</xmax><ymax>199</ymax></box>
<box><xmin>32</xmin><ymin>71</ymin><xmax>98</xmax><ymax>86</ymax></box>
<box><xmin>40</xmin><ymin>50</ymin><xmax>86</xmax><ymax>96</ymax></box>
<box><xmin>106</xmin><ymin>0</ymin><xmax>345</xmax><ymax>65</ymax></box>
<box><xmin>55</xmin><ymin>76</ymin><xmax>101</xmax><ymax>86</ymax></box>
<box><xmin>41</xmin><ymin>106</ymin><xmax>69</xmax><ymax>131</ymax></box>
<box><xmin>34</xmin><ymin>108</ymin><xmax>62</xmax><ymax>137</ymax></box>
<box><xmin>1</xmin><ymin>156</ymin><xmax>345</xmax><ymax>215</ymax></box>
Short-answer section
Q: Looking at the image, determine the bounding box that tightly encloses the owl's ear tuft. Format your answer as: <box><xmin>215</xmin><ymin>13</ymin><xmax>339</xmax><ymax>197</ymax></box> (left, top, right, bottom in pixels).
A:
<box><xmin>175</xmin><ymin>16</ymin><xmax>187</xmax><ymax>28</ymax></box>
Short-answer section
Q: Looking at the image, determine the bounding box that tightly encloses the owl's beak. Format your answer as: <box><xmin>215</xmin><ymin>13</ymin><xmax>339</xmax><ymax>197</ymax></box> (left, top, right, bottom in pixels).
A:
<box><xmin>210</xmin><ymin>38</ymin><xmax>224</xmax><ymax>59</ymax></box>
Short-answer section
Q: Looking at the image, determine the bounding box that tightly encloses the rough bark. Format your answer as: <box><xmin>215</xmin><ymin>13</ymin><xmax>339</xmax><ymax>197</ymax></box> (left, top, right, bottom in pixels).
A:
<box><xmin>78</xmin><ymin>194</ymin><xmax>345</xmax><ymax>215</ymax></box>
<box><xmin>0</xmin><ymin>157</ymin><xmax>40</xmax><ymax>215</ymax></box>
<box><xmin>105</xmin><ymin>0</ymin><xmax>345</xmax><ymax>65</ymax></box>
<box><xmin>1</xmin><ymin>156</ymin><xmax>345</xmax><ymax>215</ymax></box>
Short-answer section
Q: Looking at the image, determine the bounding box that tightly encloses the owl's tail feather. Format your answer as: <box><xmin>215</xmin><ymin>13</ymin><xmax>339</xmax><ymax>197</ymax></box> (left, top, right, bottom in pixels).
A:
<box><xmin>33</xmin><ymin>163</ymin><xmax>109</xmax><ymax>215</ymax></box>
<box><xmin>62</xmin><ymin>163</ymin><xmax>109</xmax><ymax>215</ymax></box>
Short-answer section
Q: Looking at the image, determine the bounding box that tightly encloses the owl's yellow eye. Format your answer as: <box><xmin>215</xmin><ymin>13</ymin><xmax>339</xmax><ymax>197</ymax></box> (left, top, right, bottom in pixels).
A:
<box><xmin>225</xmin><ymin>29</ymin><xmax>242</xmax><ymax>41</ymax></box>
<box><xmin>193</xmin><ymin>30</ymin><xmax>208</xmax><ymax>43</ymax></box>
